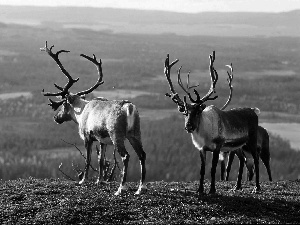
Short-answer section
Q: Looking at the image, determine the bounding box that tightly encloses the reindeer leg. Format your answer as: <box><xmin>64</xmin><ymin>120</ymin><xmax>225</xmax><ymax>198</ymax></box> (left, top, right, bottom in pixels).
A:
<box><xmin>128</xmin><ymin>136</ymin><xmax>146</xmax><ymax>195</ymax></box>
<box><xmin>114</xmin><ymin>140</ymin><xmax>130</xmax><ymax>196</ymax></box>
<box><xmin>225</xmin><ymin>151</ymin><xmax>235</xmax><ymax>181</ymax></box>
<box><xmin>79</xmin><ymin>139</ymin><xmax>93</xmax><ymax>185</ymax></box>
<box><xmin>209</xmin><ymin>147</ymin><xmax>221</xmax><ymax>194</ymax></box>
<box><xmin>219</xmin><ymin>152</ymin><xmax>226</xmax><ymax>181</ymax></box>
<box><xmin>198</xmin><ymin>148</ymin><xmax>206</xmax><ymax>195</ymax></box>
<box><xmin>233</xmin><ymin>149</ymin><xmax>245</xmax><ymax>190</ymax></box>
<box><xmin>96</xmin><ymin>143</ymin><xmax>107</xmax><ymax>185</ymax></box>
<box><xmin>260</xmin><ymin>146</ymin><xmax>273</xmax><ymax>182</ymax></box>
<box><xmin>245</xmin><ymin>158</ymin><xmax>254</xmax><ymax>181</ymax></box>
<box><xmin>250</xmin><ymin>129</ymin><xmax>261</xmax><ymax>193</ymax></box>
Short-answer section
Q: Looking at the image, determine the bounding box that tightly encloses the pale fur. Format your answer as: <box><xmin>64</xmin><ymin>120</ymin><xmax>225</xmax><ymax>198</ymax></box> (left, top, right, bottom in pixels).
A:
<box><xmin>124</xmin><ymin>103</ymin><xmax>135</xmax><ymax>131</ymax></box>
<box><xmin>54</xmin><ymin>95</ymin><xmax>146</xmax><ymax>195</ymax></box>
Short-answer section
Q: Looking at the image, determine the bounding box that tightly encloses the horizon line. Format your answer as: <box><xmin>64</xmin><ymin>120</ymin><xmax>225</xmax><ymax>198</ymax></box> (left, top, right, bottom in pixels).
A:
<box><xmin>1</xmin><ymin>4</ymin><xmax>299</xmax><ymax>14</ymax></box>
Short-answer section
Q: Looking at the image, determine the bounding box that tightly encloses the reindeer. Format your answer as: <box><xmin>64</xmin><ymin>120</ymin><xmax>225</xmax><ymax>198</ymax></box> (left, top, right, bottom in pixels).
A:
<box><xmin>222</xmin><ymin>125</ymin><xmax>272</xmax><ymax>182</ymax></box>
<box><xmin>213</xmin><ymin>69</ymin><xmax>272</xmax><ymax>183</ymax></box>
<box><xmin>40</xmin><ymin>41</ymin><xmax>146</xmax><ymax>195</ymax></box>
<box><xmin>164</xmin><ymin>51</ymin><xmax>261</xmax><ymax>194</ymax></box>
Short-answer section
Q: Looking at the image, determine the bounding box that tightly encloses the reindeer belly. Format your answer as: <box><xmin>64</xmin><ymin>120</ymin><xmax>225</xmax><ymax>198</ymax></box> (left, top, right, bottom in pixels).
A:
<box><xmin>220</xmin><ymin>127</ymin><xmax>249</xmax><ymax>152</ymax></box>
<box><xmin>90</xmin><ymin>128</ymin><xmax>113</xmax><ymax>145</ymax></box>
<box><xmin>82</xmin><ymin>122</ymin><xmax>114</xmax><ymax>145</ymax></box>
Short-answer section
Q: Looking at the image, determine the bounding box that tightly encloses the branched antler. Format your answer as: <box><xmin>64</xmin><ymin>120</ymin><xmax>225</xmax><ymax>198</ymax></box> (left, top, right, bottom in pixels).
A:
<box><xmin>41</xmin><ymin>42</ymin><xmax>105</xmax><ymax>111</ymax></box>
<box><xmin>164</xmin><ymin>54</ymin><xmax>186</xmax><ymax>112</ymax></box>
<box><xmin>164</xmin><ymin>51</ymin><xmax>220</xmax><ymax>115</ymax></box>
<box><xmin>76</xmin><ymin>54</ymin><xmax>104</xmax><ymax>96</ymax></box>
<box><xmin>177</xmin><ymin>66</ymin><xmax>201</xmax><ymax>104</ymax></box>
<box><xmin>221</xmin><ymin>63</ymin><xmax>233</xmax><ymax>110</ymax></box>
<box><xmin>192</xmin><ymin>51</ymin><xmax>219</xmax><ymax>104</ymax></box>
<box><xmin>47</xmin><ymin>98</ymin><xmax>65</xmax><ymax>111</ymax></box>
<box><xmin>40</xmin><ymin>41</ymin><xmax>79</xmax><ymax>98</ymax></box>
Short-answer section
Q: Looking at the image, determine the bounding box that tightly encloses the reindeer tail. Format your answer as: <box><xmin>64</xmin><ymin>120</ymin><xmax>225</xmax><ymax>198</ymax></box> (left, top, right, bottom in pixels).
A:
<box><xmin>251</xmin><ymin>107</ymin><xmax>260</xmax><ymax>115</ymax></box>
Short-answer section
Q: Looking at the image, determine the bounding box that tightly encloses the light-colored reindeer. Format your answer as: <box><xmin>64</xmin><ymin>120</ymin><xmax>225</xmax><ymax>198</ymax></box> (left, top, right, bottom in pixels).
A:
<box><xmin>164</xmin><ymin>51</ymin><xmax>261</xmax><ymax>194</ymax></box>
<box><xmin>221</xmin><ymin>125</ymin><xmax>272</xmax><ymax>182</ymax></box>
<box><xmin>40</xmin><ymin>41</ymin><xmax>146</xmax><ymax>195</ymax></box>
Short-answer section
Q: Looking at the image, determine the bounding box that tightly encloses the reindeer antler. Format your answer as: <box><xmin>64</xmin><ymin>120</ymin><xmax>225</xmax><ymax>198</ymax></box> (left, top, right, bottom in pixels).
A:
<box><xmin>220</xmin><ymin>63</ymin><xmax>233</xmax><ymax>110</ymax></box>
<box><xmin>177</xmin><ymin>66</ymin><xmax>201</xmax><ymax>104</ymax></box>
<box><xmin>164</xmin><ymin>54</ymin><xmax>186</xmax><ymax>112</ymax></box>
<box><xmin>189</xmin><ymin>51</ymin><xmax>218</xmax><ymax>104</ymax></box>
<box><xmin>47</xmin><ymin>98</ymin><xmax>65</xmax><ymax>111</ymax></box>
<box><xmin>41</xmin><ymin>41</ymin><xmax>79</xmax><ymax>98</ymax></box>
<box><xmin>75</xmin><ymin>54</ymin><xmax>104</xmax><ymax>96</ymax></box>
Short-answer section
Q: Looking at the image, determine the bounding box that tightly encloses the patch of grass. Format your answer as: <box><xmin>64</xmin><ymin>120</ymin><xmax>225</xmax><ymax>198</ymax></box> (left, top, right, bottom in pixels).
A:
<box><xmin>0</xmin><ymin>178</ymin><xmax>299</xmax><ymax>224</ymax></box>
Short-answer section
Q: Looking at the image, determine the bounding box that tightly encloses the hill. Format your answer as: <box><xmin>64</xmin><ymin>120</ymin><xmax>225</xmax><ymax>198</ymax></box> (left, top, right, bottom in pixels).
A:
<box><xmin>0</xmin><ymin>178</ymin><xmax>299</xmax><ymax>224</ymax></box>
<box><xmin>1</xmin><ymin>5</ymin><xmax>300</xmax><ymax>36</ymax></box>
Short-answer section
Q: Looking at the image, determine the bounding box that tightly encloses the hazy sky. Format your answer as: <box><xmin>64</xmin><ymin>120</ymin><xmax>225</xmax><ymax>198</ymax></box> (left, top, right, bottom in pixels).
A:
<box><xmin>0</xmin><ymin>0</ymin><xmax>299</xmax><ymax>13</ymax></box>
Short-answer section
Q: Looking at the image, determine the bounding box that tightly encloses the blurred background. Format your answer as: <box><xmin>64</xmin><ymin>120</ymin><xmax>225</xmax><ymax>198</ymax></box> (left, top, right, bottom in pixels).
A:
<box><xmin>0</xmin><ymin>0</ymin><xmax>299</xmax><ymax>182</ymax></box>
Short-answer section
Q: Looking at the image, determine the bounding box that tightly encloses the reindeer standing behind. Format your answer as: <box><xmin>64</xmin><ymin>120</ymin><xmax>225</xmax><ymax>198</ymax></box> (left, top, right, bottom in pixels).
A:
<box><xmin>222</xmin><ymin>125</ymin><xmax>272</xmax><ymax>182</ymax></box>
<box><xmin>164</xmin><ymin>51</ymin><xmax>261</xmax><ymax>194</ymax></box>
<box><xmin>40</xmin><ymin>42</ymin><xmax>146</xmax><ymax>195</ymax></box>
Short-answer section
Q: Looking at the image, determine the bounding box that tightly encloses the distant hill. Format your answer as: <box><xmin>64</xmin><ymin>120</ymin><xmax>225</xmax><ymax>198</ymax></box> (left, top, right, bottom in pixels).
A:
<box><xmin>1</xmin><ymin>5</ymin><xmax>299</xmax><ymax>36</ymax></box>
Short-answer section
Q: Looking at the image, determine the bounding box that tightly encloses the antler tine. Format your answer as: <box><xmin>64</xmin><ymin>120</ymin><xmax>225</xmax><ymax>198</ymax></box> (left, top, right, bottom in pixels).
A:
<box><xmin>164</xmin><ymin>54</ymin><xmax>187</xmax><ymax>110</ymax></box>
<box><xmin>47</xmin><ymin>98</ymin><xmax>65</xmax><ymax>111</ymax></box>
<box><xmin>199</xmin><ymin>51</ymin><xmax>219</xmax><ymax>103</ymax></box>
<box><xmin>221</xmin><ymin>63</ymin><xmax>233</xmax><ymax>110</ymax></box>
<box><xmin>177</xmin><ymin>66</ymin><xmax>189</xmax><ymax>95</ymax></box>
<box><xmin>177</xmin><ymin>67</ymin><xmax>201</xmax><ymax>104</ymax></box>
<box><xmin>75</xmin><ymin>54</ymin><xmax>105</xmax><ymax>96</ymax></box>
<box><xmin>41</xmin><ymin>41</ymin><xmax>79</xmax><ymax>98</ymax></box>
<box><xmin>164</xmin><ymin>54</ymin><xmax>179</xmax><ymax>96</ymax></box>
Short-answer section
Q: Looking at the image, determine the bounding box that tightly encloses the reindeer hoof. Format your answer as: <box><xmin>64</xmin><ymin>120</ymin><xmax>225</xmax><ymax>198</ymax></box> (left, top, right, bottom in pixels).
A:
<box><xmin>233</xmin><ymin>185</ymin><xmax>242</xmax><ymax>191</ymax></box>
<box><xmin>78</xmin><ymin>172</ymin><xmax>84</xmax><ymax>180</ymax></box>
<box><xmin>78</xmin><ymin>179</ymin><xmax>85</xmax><ymax>185</ymax></box>
<box><xmin>252</xmin><ymin>186</ymin><xmax>261</xmax><ymax>194</ymax></box>
<box><xmin>95</xmin><ymin>180</ymin><xmax>108</xmax><ymax>185</ymax></box>
<box><xmin>114</xmin><ymin>185</ymin><xmax>128</xmax><ymax>196</ymax></box>
<box><xmin>134</xmin><ymin>184</ymin><xmax>147</xmax><ymax>195</ymax></box>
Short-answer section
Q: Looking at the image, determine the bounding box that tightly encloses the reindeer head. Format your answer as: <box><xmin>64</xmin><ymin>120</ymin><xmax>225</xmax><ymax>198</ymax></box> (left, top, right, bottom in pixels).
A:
<box><xmin>53</xmin><ymin>95</ymin><xmax>81</xmax><ymax>124</ymax></box>
<box><xmin>164</xmin><ymin>51</ymin><xmax>233</xmax><ymax>133</ymax></box>
<box><xmin>40</xmin><ymin>41</ymin><xmax>104</xmax><ymax>124</ymax></box>
<box><xmin>183</xmin><ymin>101</ymin><xmax>207</xmax><ymax>133</ymax></box>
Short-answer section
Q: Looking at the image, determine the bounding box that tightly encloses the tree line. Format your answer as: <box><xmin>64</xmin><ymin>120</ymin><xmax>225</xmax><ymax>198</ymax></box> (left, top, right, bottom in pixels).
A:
<box><xmin>0</xmin><ymin>113</ymin><xmax>299</xmax><ymax>182</ymax></box>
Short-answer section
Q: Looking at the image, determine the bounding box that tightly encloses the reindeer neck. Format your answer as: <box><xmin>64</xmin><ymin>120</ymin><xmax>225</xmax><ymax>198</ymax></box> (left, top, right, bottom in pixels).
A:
<box><xmin>70</xmin><ymin>98</ymin><xmax>89</xmax><ymax>124</ymax></box>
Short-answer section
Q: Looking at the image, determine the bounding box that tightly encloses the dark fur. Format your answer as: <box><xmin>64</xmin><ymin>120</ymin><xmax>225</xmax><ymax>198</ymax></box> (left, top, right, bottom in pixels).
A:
<box><xmin>221</xmin><ymin>126</ymin><xmax>272</xmax><ymax>182</ymax></box>
<box><xmin>185</xmin><ymin>105</ymin><xmax>260</xmax><ymax>194</ymax></box>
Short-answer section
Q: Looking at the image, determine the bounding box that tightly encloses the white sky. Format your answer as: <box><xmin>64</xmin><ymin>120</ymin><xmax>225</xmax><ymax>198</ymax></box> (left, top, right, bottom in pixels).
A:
<box><xmin>0</xmin><ymin>0</ymin><xmax>299</xmax><ymax>13</ymax></box>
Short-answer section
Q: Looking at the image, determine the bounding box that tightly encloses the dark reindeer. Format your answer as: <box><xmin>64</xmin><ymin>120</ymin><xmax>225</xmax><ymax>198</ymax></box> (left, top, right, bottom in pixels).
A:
<box><xmin>164</xmin><ymin>51</ymin><xmax>261</xmax><ymax>194</ymax></box>
<box><xmin>222</xmin><ymin>125</ymin><xmax>272</xmax><ymax>182</ymax></box>
<box><xmin>212</xmin><ymin>67</ymin><xmax>272</xmax><ymax>182</ymax></box>
<box><xmin>40</xmin><ymin>41</ymin><xmax>146</xmax><ymax>195</ymax></box>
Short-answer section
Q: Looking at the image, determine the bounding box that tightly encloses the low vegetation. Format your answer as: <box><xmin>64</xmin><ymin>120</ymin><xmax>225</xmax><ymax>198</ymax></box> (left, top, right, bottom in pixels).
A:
<box><xmin>0</xmin><ymin>178</ymin><xmax>299</xmax><ymax>224</ymax></box>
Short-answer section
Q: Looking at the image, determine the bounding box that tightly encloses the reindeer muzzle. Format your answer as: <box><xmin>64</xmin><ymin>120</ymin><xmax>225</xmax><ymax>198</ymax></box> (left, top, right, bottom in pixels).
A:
<box><xmin>53</xmin><ymin>115</ymin><xmax>64</xmax><ymax>124</ymax></box>
<box><xmin>185</xmin><ymin>123</ymin><xmax>195</xmax><ymax>133</ymax></box>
